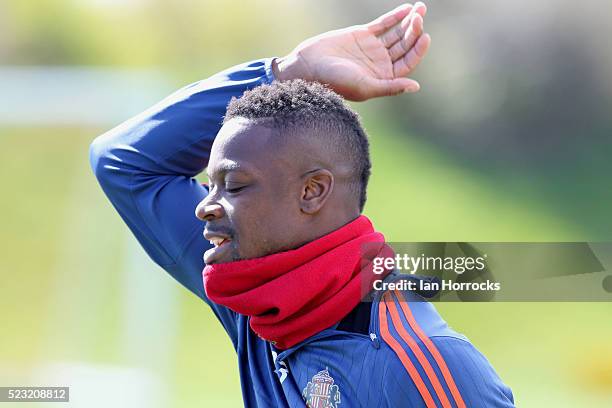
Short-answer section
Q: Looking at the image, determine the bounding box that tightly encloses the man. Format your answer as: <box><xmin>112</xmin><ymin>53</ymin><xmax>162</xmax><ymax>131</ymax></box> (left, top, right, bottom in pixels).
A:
<box><xmin>90</xmin><ymin>3</ymin><xmax>515</xmax><ymax>407</ymax></box>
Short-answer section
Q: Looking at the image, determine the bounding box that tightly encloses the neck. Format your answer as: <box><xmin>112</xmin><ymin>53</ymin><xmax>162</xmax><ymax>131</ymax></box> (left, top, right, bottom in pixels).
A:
<box><xmin>302</xmin><ymin>210</ymin><xmax>361</xmax><ymax>246</ymax></box>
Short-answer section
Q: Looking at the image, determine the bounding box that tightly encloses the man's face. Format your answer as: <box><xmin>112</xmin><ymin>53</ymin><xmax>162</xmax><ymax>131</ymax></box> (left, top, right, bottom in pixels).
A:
<box><xmin>195</xmin><ymin>118</ymin><xmax>307</xmax><ymax>264</ymax></box>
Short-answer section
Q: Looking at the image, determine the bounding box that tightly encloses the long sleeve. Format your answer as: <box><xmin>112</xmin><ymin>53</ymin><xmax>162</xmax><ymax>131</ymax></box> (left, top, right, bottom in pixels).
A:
<box><xmin>89</xmin><ymin>58</ymin><xmax>276</xmax><ymax>345</ymax></box>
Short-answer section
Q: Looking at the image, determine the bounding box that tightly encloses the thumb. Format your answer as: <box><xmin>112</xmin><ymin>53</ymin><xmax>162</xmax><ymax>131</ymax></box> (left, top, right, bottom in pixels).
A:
<box><xmin>362</xmin><ymin>77</ymin><xmax>421</xmax><ymax>99</ymax></box>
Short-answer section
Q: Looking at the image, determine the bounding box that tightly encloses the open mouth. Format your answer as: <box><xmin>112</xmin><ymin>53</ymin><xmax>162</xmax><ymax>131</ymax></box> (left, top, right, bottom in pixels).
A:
<box><xmin>209</xmin><ymin>237</ymin><xmax>230</xmax><ymax>247</ymax></box>
<box><xmin>203</xmin><ymin>234</ymin><xmax>233</xmax><ymax>264</ymax></box>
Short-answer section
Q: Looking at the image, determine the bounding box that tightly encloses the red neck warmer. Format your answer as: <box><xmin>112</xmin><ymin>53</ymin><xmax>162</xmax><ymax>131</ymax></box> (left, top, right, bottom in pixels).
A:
<box><xmin>202</xmin><ymin>216</ymin><xmax>393</xmax><ymax>349</ymax></box>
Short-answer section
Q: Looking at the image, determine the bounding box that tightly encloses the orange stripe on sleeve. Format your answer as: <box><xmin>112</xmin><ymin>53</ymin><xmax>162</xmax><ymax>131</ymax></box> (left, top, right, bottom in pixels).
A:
<box><xmin>384</xmin><ymin>293</ymin><xmax>452</xmax><ymax>408</ymax></box>
<box><xmin>394</xmin><ymin>290</ymin><xmax>466</xmax><ymax>408</ymax></box>
<box><xmin>378</xmin><ymin>294</ymin><xmax>437</xmax><ymax>408</ymax></box>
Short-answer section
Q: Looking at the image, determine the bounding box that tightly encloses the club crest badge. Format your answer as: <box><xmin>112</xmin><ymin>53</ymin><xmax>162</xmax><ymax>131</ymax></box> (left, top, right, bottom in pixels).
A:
<box><xmin>302</xmin><ymin>368</ymin><xmax>341</xmax><ymax>408</ymax></box>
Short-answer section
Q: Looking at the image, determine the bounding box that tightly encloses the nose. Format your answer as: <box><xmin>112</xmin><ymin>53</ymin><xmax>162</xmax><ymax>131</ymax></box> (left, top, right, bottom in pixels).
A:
<box><xmin>195</xmin><ymin>197</ymin><xmax>225</xmax><ymax>221</ymax></box>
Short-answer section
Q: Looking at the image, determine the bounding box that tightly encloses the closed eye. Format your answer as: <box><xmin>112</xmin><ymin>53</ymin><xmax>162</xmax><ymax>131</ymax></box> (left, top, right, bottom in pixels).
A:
<box><xmin>226</xmin><ymin>185</ymin><xmax>247</xmax><ymax>194</ymax></box>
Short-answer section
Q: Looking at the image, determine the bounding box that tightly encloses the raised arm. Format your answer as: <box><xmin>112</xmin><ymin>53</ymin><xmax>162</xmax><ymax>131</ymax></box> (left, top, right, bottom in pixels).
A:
<box><xmin>90</xmin><ymin>2</ymin><xmax>431</xmax><ymax>342</ymax></box>
<box><xmin>89</xmin><ymin>59</ymin><xmax>276</xmax><ymax>301</ymax></box>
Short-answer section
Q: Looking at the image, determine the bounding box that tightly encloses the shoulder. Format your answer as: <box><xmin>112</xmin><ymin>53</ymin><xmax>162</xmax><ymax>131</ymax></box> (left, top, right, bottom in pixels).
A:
<box><xmin>427</xmin><ymin>336</ymin><xmax>515</xmax><ymax>407</ymax></box>
<box><xmin>375</xmin><ymin>289</ymin><xmax>515</xmax><ymax>407</ymax></box>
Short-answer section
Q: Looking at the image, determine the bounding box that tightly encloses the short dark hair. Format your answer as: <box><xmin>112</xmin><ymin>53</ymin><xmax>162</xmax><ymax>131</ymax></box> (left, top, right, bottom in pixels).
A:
<box><xmin>224</xmin><ymin>79</ymin><xmax>371</xmax><ymax>212</ymax></box>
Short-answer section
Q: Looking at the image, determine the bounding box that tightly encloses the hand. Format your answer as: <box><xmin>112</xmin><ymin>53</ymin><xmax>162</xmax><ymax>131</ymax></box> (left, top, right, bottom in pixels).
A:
<box><xmin>273</xmin><ymin>2</ymin><xmax>431</xmax><ymax>101</ymax></box>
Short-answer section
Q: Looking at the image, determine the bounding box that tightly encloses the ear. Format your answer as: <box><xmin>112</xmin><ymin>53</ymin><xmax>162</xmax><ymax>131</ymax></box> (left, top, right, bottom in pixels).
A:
<box><xmin>300</xmin><ymin>169</ymin><xmax>334</xmax><ymax>214</ymax></box>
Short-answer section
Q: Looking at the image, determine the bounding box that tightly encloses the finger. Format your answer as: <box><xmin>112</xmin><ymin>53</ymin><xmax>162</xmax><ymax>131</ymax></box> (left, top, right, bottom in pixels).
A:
<box><xmin>412</xmin><ymin>2</ymin><xmax>428</xmax><ymax>20</ymax></box>
<box><xmin>393</xmin><ymin>33</ymin><xmax>431</xmax><ymax>78</ymax></box>
<box><xmin>366</xmin><ymin>3</ymin><xmax>413</xmax><ymax>36</ymax></box>
<box><xmin>413</xmin><ymin>2</ymin><xmax>428</xmax><ymax>18</ymax></box>
<box><xmin>379</xmin><ymin>11</ymin><xmax>412</xmax><ymax>48</ymax></box>
<box><xmin>388</xmin><ymin>13</ymin><xmax>423</xmax><ymax>62</ymax></box>
<box><xmin>362</xmin><ymin>77</ymin><xmax>421</xmax><ymax>99</ymax></box>
<box><xmin>378</xmin><ymin>2</ymin><xmax>427</xmax><ymax>48</ymax></box>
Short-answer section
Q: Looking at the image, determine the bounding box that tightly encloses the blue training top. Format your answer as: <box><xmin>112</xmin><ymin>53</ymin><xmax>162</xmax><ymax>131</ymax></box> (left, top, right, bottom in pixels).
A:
<box><xmin>90</xmin><ymin>58</ymin><xmax>515</xmax><ymax>407</ymax></box>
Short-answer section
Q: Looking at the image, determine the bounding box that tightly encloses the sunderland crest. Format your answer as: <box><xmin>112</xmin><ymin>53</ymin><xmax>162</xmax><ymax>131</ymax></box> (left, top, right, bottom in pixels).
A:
<box><xmin>302</xmin><ymin>368</ymin><xmax>341</xmax><ymax>408</ymax></box>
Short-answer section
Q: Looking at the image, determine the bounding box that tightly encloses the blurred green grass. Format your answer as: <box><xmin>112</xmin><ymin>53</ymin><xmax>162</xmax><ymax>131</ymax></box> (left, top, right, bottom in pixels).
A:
<box><xmin>1</xmin><ymin>122</ymin><xmax>611</xmax><ymax>407</ymax></box>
